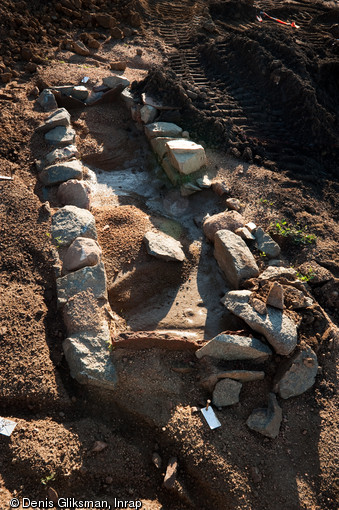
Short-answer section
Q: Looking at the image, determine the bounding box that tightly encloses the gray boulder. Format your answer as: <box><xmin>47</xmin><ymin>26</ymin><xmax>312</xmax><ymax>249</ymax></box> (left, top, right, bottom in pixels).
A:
<box><xmin>145</xmin><ymin>122</ymin><xmax>183</xmax><ymax>139</ymax></box>
<box><xmin>222</xmin><ymin>290</ymin><xmax>298</xmax><ymax>355</ymax></box>
<box><xmin>63</xmin><ymin>289</ymin><xmax>104</xmax><ymax>334</ymax></box>
<box><xmin>196</xmin><ymin>333</ymin><xmax>272</xmax><ymax>360</ymax></box>
<box><xmin>36</xmin><ymin>107</ymin><xmax>71</xmax><ymax>133</ymax></box>
<box><xmin>63</xmin><ymin>322</ymin><xmax>117</xmax><ymax>390</ymax></box>
<box><xmin>102</xmin><ymin>74</ymin><xmax>130</xmax><ymax>90</ymax></box>
<box><xmin>37</xmin><ymin>89</ymin><xmax>58</xmax><ymax>112</ymax></box>
<box><xmin>57</xmin><ymin>262</ymin><xmax>107</xmax><ymax>307</ymax></box>
<box><xmin>63</xmin><ymin>237</ymin><xmax>102</xmax><ymax>272</ymax></box>
<box><xmin>51</xmin><ymin>205</ymin><xmax>97</xmax><ymax>247</ymax></box>
<box><xmin>144</xmin><ymin>231</ymin><xmax>185</xmax><ymax>262</ymax></box>
<box><xmin>39</xmin><ymin>160</ymin><xmax>83</xmax><ymax>186</ymax></box>
<box><xmin>213</xmin><ymin>379</ymin><xmax>242</xmax><ymax>407</ymax></box>
<box><xmin>203</xmin><ymin>210</ymin><xmax>245</xmax><ymax>242</ymax></box>
<box><xmin>255</xmin><ymin>227</ymin><xmax>280</xmax><ymax>259</ymax></box>
<box><xmin>57</xmin><ymin>179</ymin><xmax>91</xmax><ymax>209</ymax></box>
<box><xmin>246</xmin><ymin>393</ymin><xmax>282</xmax><ymax>438</ymax></box>
<box><xmin>275</xmin><ymin>346</ymin><xmax>318</xmax><ymax>399</ymax></box>
<box><xmin>45</xmin><ymin>126</ymin><xmax>76</xmax><ymax>146</ymax></box>
<box><xmin>214</xmin><ymin>229</ymin><xmax>259</xmax><ymax>288</ymax></box>
<box><xmin>259</xmin><ymin>266</ymin><xmax>297</xmax><ymax>281</ymax></box>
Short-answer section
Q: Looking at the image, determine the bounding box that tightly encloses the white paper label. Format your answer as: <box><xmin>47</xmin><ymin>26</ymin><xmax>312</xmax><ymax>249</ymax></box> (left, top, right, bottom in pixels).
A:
<box><xmin>0</xmin><ymin>417</ymin><xmax>17</xmax><ymax>436</ymax></box>
<box><xmin>201</xmin><ymin>406</ymin><xmax>221</xmax><ymax>430</ymax></box>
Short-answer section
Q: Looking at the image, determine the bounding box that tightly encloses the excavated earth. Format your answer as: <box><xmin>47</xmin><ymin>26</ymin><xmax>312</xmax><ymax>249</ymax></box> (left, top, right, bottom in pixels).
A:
<box><xmin>0</xmin><ymin>1</ymin><xmax>338</xmax><ymax>509</ymax></box>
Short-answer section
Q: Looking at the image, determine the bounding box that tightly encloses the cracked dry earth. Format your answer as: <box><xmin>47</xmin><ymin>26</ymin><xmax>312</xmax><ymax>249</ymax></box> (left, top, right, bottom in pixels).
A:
<box><xmin>0</xmin><ymin>1</ymin><xmax>338</xmax><ymax>510</ymax></box>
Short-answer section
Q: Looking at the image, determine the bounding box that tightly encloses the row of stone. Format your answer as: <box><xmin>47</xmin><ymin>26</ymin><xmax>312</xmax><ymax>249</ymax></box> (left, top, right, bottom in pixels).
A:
<box><xmin>34</xmin><ymin>95</ymin><xmax>118</xmax><ymax>390</ymax></box>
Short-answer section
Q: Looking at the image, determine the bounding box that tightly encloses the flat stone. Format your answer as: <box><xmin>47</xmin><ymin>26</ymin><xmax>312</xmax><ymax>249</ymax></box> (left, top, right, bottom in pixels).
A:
<box><xmin>45</xmin><ymin>126</ymin><xmax>76</xmax><ymax>146</ymax></box>
<box><xmin>68</xmin><ymin>85</ymin><xmax>88</xmax><ymax>101</ymax></box>
<box><xmin>245</xmin><ymin>222</ymin><xmax>257</xmax><ymax>233</ymax></box>
<box><xmin>298</xmin><ymin>260</ymin><xmax>333</xmax><ymax>285</ymax></box>
<box><xmin>180</xmin><ymin>182</ymin><xmax>201</xmax><ymax>196</ymax></box>
<box><xmin>144</xmin><ymin>122</ymin><xmax>183</xmax><ymax>140</ymax></box>
<box><xmin>51</xmin><ymin>205</ymin><xmax>97</xmax><ymax>247</ymax></box>
<box><xmin>213</xmin><ymin>379</ymin><xmax>242</xmax><ymax>407</ymax></box>
<box><xmin>57</xmin><ymin>179</ymin><xmax>91</xmax><ymax>209</ymax></box>
<box><xmin>63</xmin><ymin>237</ymin><xmax>102</xmax><ymax>272</ymax></box>
<box><xmin>222</xmin><ymin>290</ymin><xmax>298</xmax><ymax>355</ymax></box>
<box><xmin>235</xmin><ymin>227</ymin><xmax>255</xmax><ymax>241</ymax></box>
<box><xmin>258</xmin><ymin>266</ymin><xmax>297</xmax><ymax>281</ymax></box>
<box><xmin>102</xmin><ymin>74</ymin><xmax>130</xmax><ymax>90</ymax></box>
<box><xmin>63</xmin><ymin>289</ymin><xmax>103</xmax><ymax>334</ymax></box>
<box><xmin>214</xmin><ymin>230</ymin><xmax>260</xmax><ymax>288</ymax></box>
<box><xmin>219</xmin><ymin>370</ymin><xmax>265</xmax><ymax>383</ymax></box>
<box><xmin>266</xmin><ymin>282</ymin><xmax>284</xmax><ymax>309</ymax></box>
<box><xmin>196</xmin><ymin>333</ymin><xmax>272</xmax><ymax>360</ymax></box>
<box><xmin>140</xmin><ymin>104</ymin><xmax>157</xmax><ymax>124</ymax></box>
<box><xmin>246</xmin><ymin>393</ymin><xmax>282</xmax><ymax>438</ymax></box>
<box><xmin>63</xmin><ymin>323</ymin><xmax>117</xmax><ymax>390</ymax></box>
<box><xmin>255</xmin><ymin>227</ymin><xmax>281</xmax><ymax>258</ymax></box>
<box><xmin>39</xmin><ymin>160</ymin><xmax>83</xmax><ymax>186</ymax></box>
<box><xmin>36</xmin><ymin>107</ymin><xmax>71</xmax><ymax>133</ymax></box>
<box><xmin>203</xmin><ymin>210</ymin><xmax>245</xmax><ymax>242</ymax></box>
<box><xmin>226</xmin><ymin>198</ymin><xmax>242</xmax><ymax>211</ymax></box>
<box><xmin>275</xmin><ymin>346</ymin><xmax>318</xmax><ymax>399</ymax></box>
<box><xmin>37</xmin><ymin>89</ymin><xmax>58</xmax><ymax>112</ymax></box>
<box><xmin>166</xmin><ymin>139</ymin><xmax>207</xmax><ymax>175</ymax></box>
<box><xmin>57</xmin><ymin>262</ymin><xmax>107</xmax><ymax>306</ymax></box>
<box><xmin>151</xmin><ymin>137</ymin><xmax>178</xmax><ymax>160</ymax></box>
<box><xmin>72</xmin><ymin>40</ymin><xmax>90</xmax><ymax>56</ymax></box>
<box><xmin>163</xmin><ymin>457</ymin><xmax>178</xmax><ymax>489</ymax></box>
<box><xmin>44</xmin><ymin>145</ymin><xmax>79</xmax><ymax>167</ymax></box>
<box><xmin>144</xmin><ymin>231</ymin><xmax>185</xmax><ymax>262</ymax></box>
<box><xmin>161</xmin><ymin>155</ymin><xmax>180</xmax><ymax>185</ymax></box>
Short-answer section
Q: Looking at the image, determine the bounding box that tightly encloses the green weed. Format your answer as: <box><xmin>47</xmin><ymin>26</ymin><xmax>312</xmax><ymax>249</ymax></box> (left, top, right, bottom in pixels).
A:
<box><xmin>296</xmin><ymin>268</ymin><xmax>315</xmax><ymax>282</ymax></box>
<box><xmin>269</xmin><ymin>220</ymin><xmax>316</xmax><ymax>245</ymax></box>
<box><xmin>41</xmin><ymin>472</ymin><xmax>56</xmax><ymax>485</ymax></box>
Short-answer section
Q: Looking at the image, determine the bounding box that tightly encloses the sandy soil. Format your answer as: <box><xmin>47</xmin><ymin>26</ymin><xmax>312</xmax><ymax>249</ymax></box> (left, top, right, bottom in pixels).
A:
<box><xmin>0</xmin><ymin>1</ymin><xmax>338</xmax><ymax>509</ymax></box>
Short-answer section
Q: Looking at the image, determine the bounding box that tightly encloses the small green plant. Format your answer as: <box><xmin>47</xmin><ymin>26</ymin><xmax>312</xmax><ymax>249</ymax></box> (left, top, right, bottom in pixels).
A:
<box><xmin>41</xmin><ymin>472</ymin><xmax>56</xmax><ymax>485</ymax></box>
<box><xmin>259</xmin><ymin>251</ymin><xmax>267</xmax><ymax>258</ymax></box>
<box><xmin>46</xmin><ymin>232</ymin><xmax>63</xmax><ymax>249</ymax></box>
<box><xmin>259</xmin><ymin>197</ymin><xmax>274</xmax><ymax>207</ymax></box>
<box><xmin>270</xmin><ymin>220</ymin><xmax>316</xmax><ymax>245</ymax></box>
<box><xmin>296</xmin><ymin>268</ymin><xmax>315</xmax><ymax>282</ymax></box>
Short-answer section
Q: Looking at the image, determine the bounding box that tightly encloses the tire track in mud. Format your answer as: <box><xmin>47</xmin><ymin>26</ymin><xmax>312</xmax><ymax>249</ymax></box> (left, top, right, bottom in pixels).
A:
<box><xmin>145</xmin><ymin>0</ymin><xmax>339</xmax><ymax>175</ymax></box>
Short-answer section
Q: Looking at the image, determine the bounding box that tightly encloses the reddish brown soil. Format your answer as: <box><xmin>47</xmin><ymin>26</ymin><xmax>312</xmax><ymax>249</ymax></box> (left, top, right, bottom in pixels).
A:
<box><xmin>0</xmin><ymin>1</ymin><xmax>338</xmax><ymax>510</ymax></box>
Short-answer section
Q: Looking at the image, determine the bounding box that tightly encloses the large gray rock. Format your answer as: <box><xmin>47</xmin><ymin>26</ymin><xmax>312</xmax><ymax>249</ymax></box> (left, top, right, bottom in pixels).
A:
<box><xmin>51</xmin><ymin>205</ymin><xmax>97</xmax><ymax>247</ymax></box>
<box><xmin>37</xmin><ymin>89</ymin><xmax>58</xmax><ymax>111</ymax></box>
<box><xmin>57</xmin><ymin>179</ymin><xmax>91</xmax><ymax>209</ymax></box>
<box><xmin>44</xmin><ymin>145</ymin><xmax>79</xmax><ymax>167</ymax></box>
<box><xmin>254</xmin><ymin>227</ymin><xmax>280</xmax><ymax>258</ymax></box>
<box><xmin>145</xmin><ymin>122</ymin><xmax>183</xmax><ymax>140</ymax></box>
<box><xmin>222</xmin><ymin>290</ymin><xmax>298</xmax><ymax>355</ymax></box>
<box><xmin>144</xmin><ymin>231</ymin><xmax>185</xmax><ymax>262</ymax></box>
<box><xmin>57</xmin><ymin>262</ymin><xmax>107</xmax><ymax>307</ymax></box>
<box><xmin>203</xmin><ymin>210</ymin><xmax>245</xmax><ymax>242</ymax></box>
<box><xmin>266</xmin><ymin>282</ymin><xmax>284</xmax><ymax>310</ymax></box>
<box><xmin>63</xmin><ymin>237</ymin><xmax>102</xmax><ymax>272</ymax></box>
<box><xmin>102</xmin><ymin>74</ymin><xmax>130</xmax><ymax>90</ymax></box>
<box><xmin>212</xmin><ymin>379</ymin><xmax>242</xmax><ymax>407</ymax></box>
<box><xmin>196</xmin><ymin>333</ymin><xmax>272</xmax><ymax>360</ymax></box>
<box><xmin>39</xmin><ymin>160</ymin><xmax>83</xmax><ymax>186</ymax></box>
<box><xmin>140</xmin><ymin>104</ymin><xmax>157</xmax><ymax>124</ymax></box>
<box><xmin>63</xmin><ymin>322</ymin><xmax>117</xmax><ymax>390</ymax></box>
<box><xmin>275</xmin><ymin>346</ymin><xmax>318</xmax><ymax>399</ymax></box>
<box><xmin>214</xmin><ymin>230</ymin><xmax>260</xmax><ymax>288</ymax></box>
<box><xmin>258</xmin><ymin>266</ymin><xmax>297</xmax><ymax>281</ymax></box>
<box><xmin>246</xmin><ymin>393</ymin><xmax>282</xmax><ymax>438</ymax></box>
<box><xmin>45</xmin><ymin>126</ymin><xmax>76</xmax><ymax>146</ymax></box>
<box><xmin>36</xmin><ymin>107</ymin><xmax>70</xmax><ymax>133</ymax></box>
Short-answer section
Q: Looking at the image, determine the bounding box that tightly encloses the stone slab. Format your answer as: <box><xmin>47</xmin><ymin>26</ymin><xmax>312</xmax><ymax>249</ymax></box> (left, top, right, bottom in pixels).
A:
<box><xmin>255</xmin><ymin>227</ymin><xmax>281</xmax><ymax>259</ymax></box>
<box><xmin>102</xmin><ymin>74</ymin><xmax>130</xmax><ymax>90</ymax></box>
<box><xmin>44</xmin><ymin>145</ymin><xmax>79</xmax><ymax>168</ymax></box>
<box><xmin>166</xmin><ymin>139</ymin><xmax>207</xmax><ymax>175</ymax></box>
<box><xmin>144</xmin><ymin>231</ymin><xmax>185</xmax><ymax>262</ymax></box>
<box><xmin>214</xmin><ymin>229</ymin><xmax>259</xmax><ymax>288</ymax></box>
<box><xmin>213</xmin><ymin>379</ymin><xmax>242</xmax><ymax>407</ymax></box>
<box><xmin>63</xmin><ymin>322</ymin><xmax>117</xmax><ymax>390</ymax></box>
<box><xmin>275</xmin><ymin>346</ymin><xmax>318</xmax><ymax>399</ymax></box>
<box><xmin>39</xmin><ymin>160</ymin><xmax>83</xmax><ymax>186</ymax></box>
<box><xmin>51</xmin><ymin>205</ymin><xmax>97</xmax><ymax>247</ymax></box>
<box><xmin>246</xmin><ymin>393</ymin><xmax>282</xmax><ymax>438</ymax></box>
<box><xmin>144</xmin><ymin>122</ymin><xmax>183</xmax><ymax>140</ymax></box>
<box><xmin>196</xmin><ymin>333</ymin><xmax>272</xmax><ymax>360</ymax></box>
<box><xmin>222</xmin><ymin>290</ymin><xmax>298</xmax><ymax>355</ymax></box>
<box><xmin>57</xmin><ymin>261</ymin><xmax>107</xmax><ymax>306</ymax></box>
<box><xmin>45</xmin><ymin>126</ymin><xmax>76</xmax><ymax>146</ymax></box>
<box><xmin>36</xmin><ymin>107</ymin><xmax>71</xmax><ymax>133</ymax></box>
<box><xmin>37</xmin><ymin>89</ymin><xmax>58</xmax><ymax>111</ymax></box>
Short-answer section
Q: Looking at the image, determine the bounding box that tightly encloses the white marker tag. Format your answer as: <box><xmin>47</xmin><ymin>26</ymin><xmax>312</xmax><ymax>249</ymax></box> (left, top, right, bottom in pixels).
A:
<box><xmin>0</xmin><ymin>417</ymin><xmax>17</xmax><ymax>437</ymax></box>
<box><xmin>81</xmin><ymin>76</ymin><xmax>89</xmax><ymax>83</ymax></box>
<box><xmin>201</xmin><ymin>406</ymin><xmax>221</xmax><ymax>430</ymax></box>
